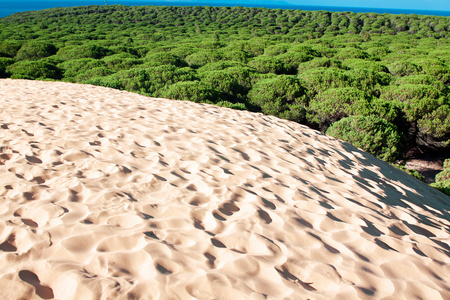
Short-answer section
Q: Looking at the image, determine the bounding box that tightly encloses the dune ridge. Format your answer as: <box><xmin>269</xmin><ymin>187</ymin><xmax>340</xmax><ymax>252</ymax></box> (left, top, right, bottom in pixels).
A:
<box><xmin>0</xmin><ymin>79</ymin><xmax>449</xmax><ymax>299</ymax></box>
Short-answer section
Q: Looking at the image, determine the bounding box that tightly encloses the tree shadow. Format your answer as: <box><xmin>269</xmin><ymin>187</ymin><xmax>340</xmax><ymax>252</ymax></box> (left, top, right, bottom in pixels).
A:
<box><xmin>338</xmin><ymin>142</ymin><xmax>449</xmax><ymax>223</ymax></box>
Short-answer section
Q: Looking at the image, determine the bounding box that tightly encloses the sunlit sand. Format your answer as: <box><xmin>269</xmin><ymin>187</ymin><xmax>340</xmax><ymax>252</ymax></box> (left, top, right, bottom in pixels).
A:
<box><xmin>0</xmin><ymin>79</ymin><xmax>449</xmax><ymax>299</ymax></box>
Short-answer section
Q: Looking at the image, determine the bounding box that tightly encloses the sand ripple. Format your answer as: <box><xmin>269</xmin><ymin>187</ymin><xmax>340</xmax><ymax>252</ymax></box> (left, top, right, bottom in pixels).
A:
<box><xmin>0</xmin><ymin>79</ymin><xmax>449</xmax><ymax>299</ymax></box>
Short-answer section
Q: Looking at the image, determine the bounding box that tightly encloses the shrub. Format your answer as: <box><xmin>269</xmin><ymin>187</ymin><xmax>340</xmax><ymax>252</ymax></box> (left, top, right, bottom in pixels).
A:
<box><xmin>110</xmin><ymin>65</ymin><xmax>197</xmax><ymax>95</ymax></box>
<box><xmin>0</xmin><ymin>57</ymin><xmax>15</xmax><ymax>78</ymax></box>
<box><xmin>58</xmin><ymin>58</ymin><xmax>107</xmax><ymax>81</ymax></box>
<box><xmin>417</xmin><ymin>105</ymin><xmax>450</xmax><ymax>140</ymax></box>
<box><xmin>197</xmin><ymin>61</ymin><xmax>247</xmax><ymax>73</ymax></box>
<box><xmin>74</xmin><ymin>66</ymin><xmax>115</xmax><ymax>82</ymax></box>
<box><xmin>223</xmin><ymin>66</ymin><xmax>261</xmax><ymax>91</ymax></box>
<box><xmin>8</xmin><ymin>61</ymin><xmax>62</xmax><ymax>80</ymax></box>
<box><xmin>394</xmin><ymin>75</ymin><xmax>448</xmax><ymax>93</ymax></box>
<box><xmin>220</xmin><ymin>50</ymin><xmax>253</xmax><ymax>63</ymax></box>
<box><xmin>387</xmin><ymin>61</ymin><xmax>421</xmax><ymax>77</ymax></box>
<box><xmin>366</xmin><ymin>98</ymin><xmax>404</xmax><ymax>127</ymax></box>
<box><xmin>276</xmin><ymin>52</ymin><xmax>314</xmax><ymax>74</ymax></box>
<box><xmin>326</xmin><ymin>115</ymin><xmax>405</xmax><ymax>162</ymax></box>
<box><xmin>145</xmin><ymin>52</ymin><xmax>188</xmax><ymax>68</ymax></box>
<box><xmin>248</xmin><ymin>56</ymin><xmax>285</xmax><ymax>74</ymax></box>
<box><xmin>215</xmin><ymin>101</ymin><xmax>248</xmax><ymax>110</ymax></box>
<box><xmin>334</xmin><ymin>47</ymin><xmax>370</xmax><ymax>60</ymax></box>
<box><xmin>380</xmin><ymin>84</ymin><xmax>445</xmax><ymax>122</ymax></box>
<box><xmin>431</xmin><ymin>159</ymin><xmax>450</xmax><ymax>196</ymax></box>
<box><xmin>308</xmin><ymin>87</ymin><xmax>372</xmax><ymax>128</ymax></box>
<box><xmin>237</xmin><ymin>39</ymin><xmax>268</xmax><ymax>56</ymax></box>
<box><xmin>364</xmin><ymin>46</ymin><xmax>391</xmax><ymax>57</ymax></box>
<box><xmin>311</xmin><ymin>45</ymin><xmax>337</xmax><ymax>58</ymax></box>
<box><xmin>345</xmin><ymin>68</ymin><xmax>392</xmax><ymax>93</ymax></box>
<box><xmin>0</xmin><ymin>41</ymin><xmax>22</xmax><ymax>58</ymax></box>
<box><xmin>248</xmin><ymin>75</ymin><xmax>307</xmax><ymax>121</ymax></box>
<box><xmin>298</xmin><ymin>57</ymin><xmax>346</xmax><ymax>72</ymax></box>
<box><xmin>264</xmin><ymin>44</ymin><xmax>290</xmax><ymax>56</ymax></box>
<box><xmin>344</xmin><ymin>59</ymin><xmax>390</xmax><ymax>73</ymax></box>
<box><xmin>102</xmin><ymin>53</ymin><xmax>143</xmax><ymax>71</ymax></box>
<box><xmin>289</xmin><ymin>45</ymin><xmax>322</xmax><ymax>57</ymax></box>
<box><xmin>57</xmin><ymin>44</ymin><xmax>111</xmax><ymax>60</ymax></box>
<box><xmin>160</xmin><ymin>81</ymin><xmax>219</xmax><ymax>103</ymax></box>
<box><xmin>15</xmin><ymin>41</ymin><xmax>57</xmax><ymax>61</ymax></box>
<box><xmin>185</xmin><ymin>50</ymin><xmax>222</xmax><ymax>67</ymax></box>
<box><xmin>299</xmin><ymin>67</ymin><xmax>350</xmax><ymax>94</ymax></box>
<box><xmin>413</xmin><ymin>58</ymin><xmax>450</xmax><ymax>83</ymax></box>
<box><xmin>82</xmin><ymin>77</ymin><xmax>122</xmax><ymax>90</ymax></box>
<box><xmin>169</xmin><ymin>46</ymin><xmax>198</xmax><ymax>59</ymax></box>
<box><xmin>200</xmin><ymin>70</ymin><xmax>246</xmax><ymax>101</ymax></box>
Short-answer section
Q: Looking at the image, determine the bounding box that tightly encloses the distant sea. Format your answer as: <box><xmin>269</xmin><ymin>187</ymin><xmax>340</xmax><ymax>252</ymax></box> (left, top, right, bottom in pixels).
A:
<box><xmin>1</xmin><ymin>0</ymin><xmax>450</xmax><ymax>18</ymax></box>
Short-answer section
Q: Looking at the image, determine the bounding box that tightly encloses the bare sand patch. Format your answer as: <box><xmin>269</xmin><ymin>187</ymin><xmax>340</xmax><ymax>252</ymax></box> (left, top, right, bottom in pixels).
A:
<box><xmin>0</xmin><ymin>79</ymin><xmax>449</xmax><ymax>299</ymax></box>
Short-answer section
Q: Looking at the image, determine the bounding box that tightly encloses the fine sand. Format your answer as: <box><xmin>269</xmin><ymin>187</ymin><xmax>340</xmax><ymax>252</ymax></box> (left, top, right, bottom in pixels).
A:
<box><xmin>0</xmin><ymin>79</ymin><xmax>449</xmax><ymax>300</ymax></box>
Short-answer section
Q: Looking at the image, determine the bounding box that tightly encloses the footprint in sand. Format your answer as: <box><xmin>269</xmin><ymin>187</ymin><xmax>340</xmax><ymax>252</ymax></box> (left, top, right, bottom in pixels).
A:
<box><xmin>218</xmin><ymin>202</ymin><xmax>240</xmax><ymax>216</ymax></box>
<box><xmin>0</xmin><ymin>234</ymin><xmax>17</xmax><ymax>252</ymax></box>
<box><xmin>25</xmin><ymin>155</ymin><xmax>42</xmax><ymax>164</ymax></box>
<box><xmin>0</xmin><ymin>153</ymin><xmax>12</xmax><ymax>165</ymax></box>
<box><xmin>18</xmin><ymin>270</ymin><xmax>54</xmax><ymax>299</ymax></box>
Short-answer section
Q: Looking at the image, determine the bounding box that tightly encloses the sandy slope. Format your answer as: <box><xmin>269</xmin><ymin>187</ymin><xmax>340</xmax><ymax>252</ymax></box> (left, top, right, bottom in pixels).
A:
<box><xmin>0</xmin><ymin>79</ymin><xmax>449</xmax><ymax>300</ymax></box>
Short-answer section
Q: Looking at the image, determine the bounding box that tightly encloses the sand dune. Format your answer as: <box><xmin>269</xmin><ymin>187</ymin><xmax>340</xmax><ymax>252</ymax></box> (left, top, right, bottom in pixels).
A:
<box><xmin>0</xmin><ymin>79</ymin><xmax>449</xmax><ymax>300</ymax></box>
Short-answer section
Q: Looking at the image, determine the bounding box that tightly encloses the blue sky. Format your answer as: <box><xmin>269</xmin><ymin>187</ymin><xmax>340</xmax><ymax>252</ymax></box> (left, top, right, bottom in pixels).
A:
<box><xmin>286</xmin><ymin>0</ymin><xmax>449</xmax><ymax>11</ymax></box>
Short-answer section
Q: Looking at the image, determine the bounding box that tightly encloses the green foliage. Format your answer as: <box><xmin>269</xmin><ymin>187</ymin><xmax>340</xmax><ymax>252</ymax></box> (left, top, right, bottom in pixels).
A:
<box><xmin>299</xmin><ymin>67</ymin><xmax>350</xmax><ymax>94</ymax></box>
<box><xmin>215</xmin><ymin>100</ymin><xmax>248</xmax><ymax>110</ymax></box>
<box><xmin>0</xmin><ymin>57</ymin><xmax>15</xmax><ymax>77</ymax></box>
<box><xmin>0</xmin><ymin>41</ymin><xmax>22</xmax><ymax>58</ymax></box>
<box><xmin>220</xmin><ymin>66</ymin><xmax>260</xmax><ymax>91</ymax></box>
<box><xmin>58</xmin><ymin>58</ymin><xmax>107</xmax><ymax>81</ymax></box>
<box><xmin>145</xmin><ymin>52</ymin><xmax>188</xmax><ymax>68</ymax></box>
<box><xmin>169</xmin><ymin>46</ymin><xmax>198</xmax><ymax>59</ymax></box>
<box><xmin>8</xmin><ymin>60</ymin><xmax>62</xmax><ymax>80</ymax></box>
<box><xmin>345</xmin><ymin>68</ymin><xmax>392</xmax><ymax>94</ymax></box>
<box><xmin>74</xmin><ymin>66</ymin><xmax>114</xmax><ymax>82</ymax></box>
<box><xmin>334</xmin><ymin>47</ymin><xmax>370</xmax><ymax>60</ymax></box>
<box><xmin>308</xmin><ymin>87</ymin><xmax>372</xmax><ymax>128</ymax></box>
<box><xmin>15</xmin><ymin>41</ymin><xmax>57</xmax><ymax>61</ymax></box>
<box><xmin>394</xmin><ymin>75</ymin><xmax>448</xmax><ymax>93</ymax></box>
<box><xmin>276</xmin><ymin>52</ymin><xmax>314</xmax><ymax>74</ymax></box>
<box><xmin>248</xmin><ymin>75</ymin><xmax>307</xmax><ymax>121</ymax></box>
<box><xmin>111</xmin><ymin>65</ymin><xmax>197</xmax><ymax>95</ymax></box>
<box><xmin>197</xmin><ymin>61</ymin><xmax>247</xmax><ymax>73</ymax></box>
<box><xmin>364</xmin><ymin>45</ymin><xmax>391</xmax><ymax>57</ymax></box>
<box><xmin>221</xmin><ymin>49</ymin><xmax>254</xmax><ymax>63</ymax></box>
<box><xmin>57</xmin><ymin>44</ymin><xmax>111</xmax><ymax>60</ymax></box>
<box><xmin>343</xmin><ymin>59</ymin><xmax>389</xmax><ymax>73</ymax></box>
<box><xmin>185</xmin><ymin>50</ymin><xmax>222</xmax><ymax>67</ymax></box>
<box><xmin>326</xmin><ymin>116</ymin><xmax>405</xmax><ymax>162</ymax></box>
<box><xmin>160</xmin><ymin>81</ymin><xmax>218</xmax><ymax>103</ymax></box>
<box><xmin>298</xmin><ymin>57</ymin><xmax>346</xmax><ymax>72</ymax></box>
<box><xmin>413</xmin><ymin>58</ymin><xmax>450</xmax><ymax>83</ymax></box>
<box><xmin>417</xmin><ymin>105</ymin><xmax>450</xmax><ymax>140</ymax></box>
<box><xmin>431</xmin><ymin>159</ymin><xmax>450</xmax><ymax>196</ymax></box>
<box><xmin>264</xmin><ymin>43</ymin><xmax>290</xmax><ymax>56</ymax></box>
<box><xmin>436</xmin><ymin>159</ymin><xmax>450</xmax><ymax>182</ymax></box>
<box><xmin>248</xmin><ymin>55</ymin><xmax>285</xmax><ymax>74</ymax></box>
<box><xmin>200</xmin><ymin>70</ymin><xmax>246</xmax><ymax>101</ymax></box>
<box><xmin>366</xmin><ymin>98</ymin><xmax>404</xmax><ymax>126</ymax></box>
<box><xmin>102</xmin><ymin>53</ymin><xmax>143</xmax><ymax>71</ymax></box>
<box><xmin>289</xmin><ymin>45</ymin><xmax>322</xmax><ymax>57</ymax></box>
<box><xmin>380</xmin><ymin>84</ymin><xmax>445</xmax><ymax>122</ymax></box>
<box><xmin>387</xmin><ymin>61</ymin><xmax>421</xmax><ymax>77</ymax></box>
